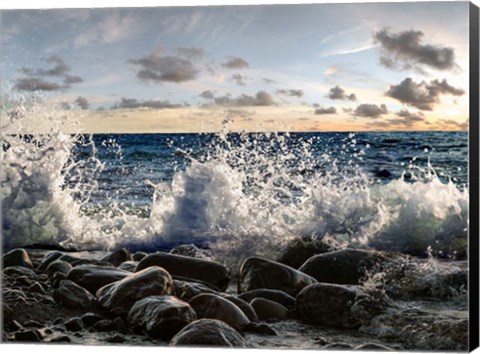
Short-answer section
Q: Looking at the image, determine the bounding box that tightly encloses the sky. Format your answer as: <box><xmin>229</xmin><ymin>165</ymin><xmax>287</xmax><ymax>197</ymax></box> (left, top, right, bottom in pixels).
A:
<box><xmin>0</xmin><ymin>1</ymin><xmax>472</xmax><ymax>133</ymax></box>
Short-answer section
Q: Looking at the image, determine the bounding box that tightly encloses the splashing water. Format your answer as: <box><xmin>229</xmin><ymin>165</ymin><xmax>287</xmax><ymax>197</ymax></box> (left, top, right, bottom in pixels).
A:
<box><xmin>1</xmin><ymin>100</ymin><xmax>469</xmax><ymax>266</ymax></box>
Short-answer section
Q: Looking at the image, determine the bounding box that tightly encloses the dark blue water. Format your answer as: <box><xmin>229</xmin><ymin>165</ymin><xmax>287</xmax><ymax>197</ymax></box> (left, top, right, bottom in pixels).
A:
<box><xmin>75</xmin><ymin>131</ymin><xmax>468</xmax><ymax>211</ymax></box>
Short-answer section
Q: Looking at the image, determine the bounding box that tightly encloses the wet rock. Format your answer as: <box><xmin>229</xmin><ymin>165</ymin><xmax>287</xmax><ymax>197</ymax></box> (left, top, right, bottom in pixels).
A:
<box><xmin>113</xmin><ymin>317</ymin><xmax>127</xmax><ymax>333</ymax></box>
<box><xmin>132</xmin><ymin>252</ymin><xmax>148</xmax><ymax>262</ymax></box>
<box><xmin>136</xmin><ymin>252</ymin><xmax>230</xmax><ymax>291</ymax></box>
<box><xmin>170</xmin><ymin>319</ymin><xmax>246</xmax><ymax>347</ymax></box>
<box><xmin>59</xmin><ymin>254</ymin><xmax>106</xmax><ymax>267</ymax></box>
<box><xmin>23</xmin><ymin>320</ymin><xmax>43</xmax><ymax>328</ymax></box>
<box><xmin>14</xmin><ymin>329</ymin><xmax>41</xmax><ymax>342</ymax></box>
<box><xmin>128</xmin><ymin>295</ymin><xmax>196</xmax><ymax>340</ymax></box>
<box><xmin>64</xmin><ymin>317</ymin><xmax>83</xmax><ymax>332</ymax></box>
<box><xmin>91</xmin><ymin>319</ymin><xmax>116</xmax><ymax>332</ymax></box>
<box><xmin>189</xmin><ymin>293</ymin><xmax>250</xmax><ymax>331</ymax></box>
<box><xmin>107</xmin><ymin>334</ymin><xmax>126</xmax><ymax>343</ymax></box>
<box><xmin>277</xmin><ymin>237</ymin><xmax>334</xmax><ymax>268</ymax></box>
<box><xmin>237</xmin><ymin>289</ymin><xmax>296</xmax><ymax>310</ymax></box>
<box><xmin>3</xmin><ymin>288</ymin><xmax>27</xmax><ymax>302</ymax></box>
<box><xmin>239</xmin><ymin>257</ymin><xmax>317</xmax><ymax>297</ymax></box>
<box><xmin>242</xmin><ymin>322</ymin><xmax>277</xmax><ymax>335</ymax></box>
<box><xmin>223</xmin><ymin>295</ymin><xmax>258</xmax><ymax>322</ymax></box>
<box><xmin>101</xmin><ymin>248</ymin><xmax>132</xmax><ymax>267</ymax></box>
<box><xmin>170</xmin><ymin>244</ymin><xmax>212</xmax><ymax>259</ymax></box>
<box><xmin>67</xmin><ymin>265</ymin><xmax>131</xmax><ymax>294</ymax></box>
<box><xmin>2</xmin><ymin>248</ymin><xmax>33</xmax><ymax>269</ymax></box>
<box><xmin>250</xmin><ymin>298</ymin><xmax>289</xmax><ymax>321</ymax></box>
<box><xmin>3</xmin><ymin>304</ymin><xmax>13</xmax><ymax>324</ymax></box>
<box><xmin>46</xmin><ymin>260</ymin><xmax>72</xmax><ymax>278</ymax></box>
<box><xmin>49</xmin><ymin>335</ymin><xmax>72</xmax><ymax>343</ymax></box>
<box><xmin>173</xmin><ymin>279</ymin><xmax>217</xmax><ymax>301</ymax></box>
<box><xmin>97</xmin><ymin>266</ymin><xmax>174</xmax><ymax>316</ymax></box>
<box><xmin>81</xmin><ymin>313</ymin><xmax>104</xmax><ymax>328</ymax></box>
<box><xmin>28</xmin><ymin>282</ymin><xmax>47</xmax><ymax>295</ymax></box>
<box><xmin>118</xmin><ymin>261</ymin><xmax>138</xmax><ymax>272</ymax></box>
<box><xmin>54</xmin><ymin>280</ymin><xmax>97</xmax><ymax>311</ymax></box>
<box><xmin>37</xmin><ymin>251</ymin><xmax>64</xmax><ymax>272</ymax></box>
<box><xmin>50</xmin><ymin>271</ymin><xmax>67</xmax><ymax>289</ymax></box>
<box><xmin>4</xmin><ymin>266</ymin><xmax>37</xmax><ymax>279</ymax></box>
<box><xmin>299</xmin><ymin>248</ymin><xmax>388</xmax><ymax>285</ymax></box>
<box><xmin>355</xmin><ymin>343</ymin><xmax>393</xmax><ymax>351</ymax></box>
<box><xmin>323</xmin><ymin>343</ymin><xmax>354</xmax><ymax>349</ymax></box>
<box><xmin>296</xmin><ymin>283</ymin><xmax>389</xmax><ymax>328</ymax></box>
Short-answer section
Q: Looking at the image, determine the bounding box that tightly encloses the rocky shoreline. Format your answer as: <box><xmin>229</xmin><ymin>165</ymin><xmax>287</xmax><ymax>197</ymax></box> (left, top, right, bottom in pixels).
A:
<box><xmin>1</xmin><ymin>244</ymin><xmax>469</xmax><ymax>350</ymax></box>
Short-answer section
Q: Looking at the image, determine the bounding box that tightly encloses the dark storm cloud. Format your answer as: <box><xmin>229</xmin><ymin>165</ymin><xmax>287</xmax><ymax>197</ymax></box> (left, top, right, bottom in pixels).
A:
<box><xmin>276</xmin><ymin>89</ymin><xmax>304</xmax><ymax>98</ymax></box>
<box><xmin>199</xmin><ymin>90</ymin><xmax>216</xmax><ymax>100</ymax></box>
<box><xmin>231</xmin><ymin>73</ymin><xmax>247</xmax><ymax>86</ymax></box>
<box><xmin>129</xmin><ymin>51</ymin><xmax>201</xmax><ymax>83</ymax></box>
<box><xmin>64</xmin><ymin>75</ymin><xmax>84</xmax><ymax>85</ymax></box>
<box><xmin>14</xmin><ymin>77</ymin><xmax>63</xmax><ymax>91</ymax></box>
<box><xmin>176</xmin><ymin>47</ymin><xmax>206</xmax><ymax>59</ymax></box>
<box><xmin>314</xmin><ymin>106</ymin><xmax>337</xmax><ymax>115</ymax></box>
<box><xmin>353</xmin><ymin>103</ymin><xmax>388</xmax><ymax>118</ymax></box>
<box><xmin>75</xmin><ymin>96</ymin><xmax>89</xmax><ymax>110</ymax></box>
<box><xmin>212</xmin><ymin>91</ymin><xmax>275</xmax><ymax>107</ymax></box>
<box><xmin>15</xmin><ymin>55</ymin><xmax>83</xmax><ymax>92</ymax></box>
<box><xmin>220</xmin><ymin>56</ymin><xmax>249</xmax><ymax>69</ymax></box>
<box><xmin>37</xmin><ymin>55</ymin><xmax>71</xmax><ymax>76</ymax></box>
<box><xmin>396</xmin><ymin>109</ymin><xmax>425</xmax><ymax>122</ymax></box>
<box><xmin>327</xmin><ymin>86</ymin><xmax>356</xmax><ymax>101</ymax></box>
<box><xmin>374</xmin><ymin>28</ymin><xmax>456</xmax><ymax>71</ymax></box>
<box><xmin>112</xmin><ymin>97</ymin><xmax>184</xmax><ymax>109</ymax></box>
<box><xmin>385</xmin><ymin>77</ymin><xmax>464</xmax><ymax>111</ymax></box>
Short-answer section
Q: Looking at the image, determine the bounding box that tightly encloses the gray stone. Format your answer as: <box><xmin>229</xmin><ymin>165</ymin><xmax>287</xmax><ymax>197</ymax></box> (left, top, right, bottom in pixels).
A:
<box><xmin>14</xmin><ymin>329</ymin><xmax>41</xmax><ymax>342</ymax></box>
<box><xmin>237</xmin><ymin>289</ymin><xmax>296</xmax><ymax>310</ymax></box>
<box><xmin>101</xmin><ymin>248</ymin><xmax>132</xmax><ymax>267</ymax></box>
<box><xmin>238</xmin><ymin>257</ymin><xmax>317</xmax><ymax>297</ymax></box>
<box><xmin>54</xmin><ymin>280</ymin><xmax>97</xmax><ymax>311</ymax></box>
<box><xmin>128</xmin><ymin>295</ymin><xmax>196</xmax><ymax>340</ymax></box>
<box><xmin>28</xmin><ymin>282</ymin><xmax>47</xmax><ymax>295</ymax></box>
<box><xmin>299</xmin><ymin>249</ymin><xmax>388</xmax><ymax>285</ymax></box>
<box><xmin>3</xmin><ymin>266</ymin><xmax>37</xmax><ymax>279</ymax></box>
<box><xmin>189</xmin><ymin>293</ymin><xmax>249</xmax><ymax>331</ymax></box>
<box><xmin>96</xmin><ymin>266</ymin><xmax>174</xmax><ymax>316</ymax></box>
<box><xmin>3</xmin><ymin>248</ymin><xmax>33</xmax><ymax>269</ymax></box>
<box><xmin>91</xmin><ymin>319</ymin><xmax>115</xmax><ymax>332</ymax></box>
<box><xmin>46</xmin><ymin>260</ymin><xmax>72</xmax><ymax>278</ymax></box>
<box><xmin>136</xmin><ymin>252</ymin><xmax>230</xmax><ymax>291</ymax></box>
<box><xmin>296</xmin><ymin>283</ymin><xmax>388</xmax><ymax>328</ymax></box>
<box><xmin>37</xmin><ymin>251</ymin><xmax>64</xmax><ymax>272</ymax></box>
<box><xmin>173</xmin><ymin>279</ymin><xmax>217</xmax><ymax>302</ymax></box>
<box><xmin>250</xmin><ymin>298</ymin><xmax>289</xmax><ymax>321</ymax></box>
<box><xmin>81</xmin><ymin>313</ymin><xmax>104</xmax><ymax>328</ymax></box>
<box><xmin>118</xmin><ymin>261</ymin><xmax>138</xmax><ymax>272</ymax></box>
<box><xmin>223</xmin><ymin>295</ymin><xmax>258</xmax><ymax>322</ymax></box>
<box><xmin>132</xmin><ymin>252</ymin><xmax>148</xmax><ymax>262</ymax></box>
<box><xmin>170</xmin><ymin>319</ymin><xmax>246</xmax><ymax>347</ymax></box>
<box><xmin>64</xmin><ymin>317</ymin><xmax>83</xmax><ymax>332</ymax></box>
<box><xmin>170</xmin><ymin>244</ymin><xmax>212</xmax><ymax>259</ymax></box>
<box><xmin>67</xmin><ymin>264</ymin><xmax>131</xmax><ymax>294</ymax></box>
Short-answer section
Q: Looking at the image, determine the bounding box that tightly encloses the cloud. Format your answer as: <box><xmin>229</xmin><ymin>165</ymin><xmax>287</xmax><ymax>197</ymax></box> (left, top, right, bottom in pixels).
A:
<box><xmin>276</xmin><ymin>89</ymin><xmax>304</xmax><ymax>98</ymax></box>
<box><xmin>438</xmin><ymin>118</ymin><xmax>468</xmax><ymax>131</ymax></box>
<box><xmin>395</xmin><ymin>109</ymin><xmax>425</xmax><ymax>122</ymax></box>
<box><xmin>176</xmin><ymin>47</ymin><xmax>206</xmax><ymax>59</ymax></box>
<box><xmin>112</xmin><ymin>97</ymin><xmax>184</xmax><ymax>109</ymax></box>
<box><xmin>14</xmin><ymin>77</ymin><xmax>63</xmax><ymax>91</ymax></box>
<box><xmin>199</xmin><ymin>90</ymin><xmax>216</xmax><ymax>100</ymax></box>
<box><xmin>75</xmin><ymin>96</ymin><xmax>89</xmax><ymax>110</ymax></box>
<box><xmin>374</xmin><ymin>28</ymin><xmax>456</xmax><ymax>71</ymax></box>
<box><xmin>14</xmin><ymin>55</ymin><xmax>83</xmax><ymax>91</ymax></box>
<box><xmin>263</xmin><ymin>78</ymin><xmax>276</xmax><ymax>85</ymax></box>
<box><xmin>224</xmin><ymin>108</ymin><xmax>256</xmax><ymax>121</ymax></box>
<box><xmin>327</xmin><ymin>86</ymin><xmax>356</xmax><ymax>101</ymax></box>
<box><xmin>353</xmin><ymin>103</ymin><xmax>388</xmax><ymax>118</ymax></box>
<box><xmin>220</xmin><ymin>56</ymin><xmax>249</xmax><ymax>69</ymax></box>
<box><xmin>314</xmin><ymin>106</ymin><xmax>337</xmax><ymax>115</ymax></box>
<box><xmin>129</xmin><ymin>50</ymin><xmax>201</xmax><ymax>83</ymax></box>
<box><xmin>231</xmin><ymin>73</ymin><xmax>247</xmax><ymax>86</ymax></box>
<box><xmin>64</xmin><ymin>75</ymin><xmax>84</xmax><ymax>85</ymax></box>
<box><xmin>386</xmin><ymin>77</ymin><xmax>464</xmax><ymax>111</ymax></box>
<box><xmin>211</xmin><ymin>91</ymin><xmax>275</xmax><ymax>107</ymax></box>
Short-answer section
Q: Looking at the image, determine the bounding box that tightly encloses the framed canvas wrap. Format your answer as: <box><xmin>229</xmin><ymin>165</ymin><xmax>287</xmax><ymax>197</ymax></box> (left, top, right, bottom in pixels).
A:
<box><xmin>1</xmin><ymin>0</ymin><xmax>479</xmax><ymax>352</ymax></box>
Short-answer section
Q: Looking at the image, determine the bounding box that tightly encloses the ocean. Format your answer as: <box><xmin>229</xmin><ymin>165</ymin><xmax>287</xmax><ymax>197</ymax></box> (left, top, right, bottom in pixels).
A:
<box><xmin>1</xmin><ymin>129</ymin><xmax>469</xmax><ymax>261</ymax></box>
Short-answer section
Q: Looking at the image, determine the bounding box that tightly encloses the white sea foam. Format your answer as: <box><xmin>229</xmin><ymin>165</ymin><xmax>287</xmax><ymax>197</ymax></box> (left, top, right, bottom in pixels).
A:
<box><xmin>1</xmin><ymin>101</ymin><xmax>469</xmax><ymax>265</ymax></box>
